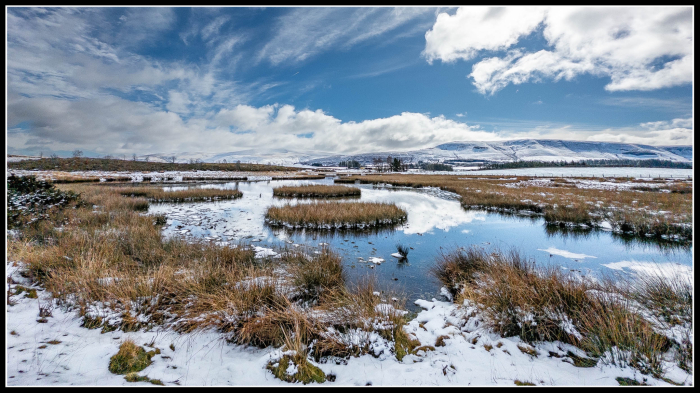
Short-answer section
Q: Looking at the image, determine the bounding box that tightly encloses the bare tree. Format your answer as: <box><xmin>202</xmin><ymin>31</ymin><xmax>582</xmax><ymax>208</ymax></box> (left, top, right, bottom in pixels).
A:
<box><xmin>132</xmin><ymin>154</ymin><xmax>137</xmax><ymax>161</ymax></box>
<box><xmin>72</xmin><ymin>149</ymin><xmax>83</xmax><ymax>158</ymax></box>
<box><xmin>169</xmin><ymin>156</ymin><xmax>177</xmax><ymax>164</ymax></box>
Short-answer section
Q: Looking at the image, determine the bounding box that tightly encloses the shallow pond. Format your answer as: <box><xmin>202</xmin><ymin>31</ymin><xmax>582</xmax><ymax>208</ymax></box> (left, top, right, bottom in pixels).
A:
<box><xmin>144</xmin><ymin>178</ymin><xmax>693</xmax><ymax>309</ymax></box>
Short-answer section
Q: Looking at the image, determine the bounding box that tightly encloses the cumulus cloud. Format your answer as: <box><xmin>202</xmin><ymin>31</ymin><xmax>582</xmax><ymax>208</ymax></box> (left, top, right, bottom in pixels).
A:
<box><xmin>424</xmin><ymin>6</ymin><xmax>693</xmax><ymax>94</ymax></box>
<box><xmin>423</xmin><ymin>7</ymin><xmax>546</xmax><ymax>63</ymax></box>
<box><xmin>9</xmin><ymin>91</ymin><xmax>499</xmax><ymax>156</ymax></box>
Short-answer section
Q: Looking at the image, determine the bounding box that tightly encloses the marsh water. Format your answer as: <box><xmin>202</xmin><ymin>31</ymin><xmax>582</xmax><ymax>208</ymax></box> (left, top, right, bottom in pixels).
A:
<box><xmin>142</xmin><ymin>178</ymin><xmax>692</xmax><ymax>308</ymax></box>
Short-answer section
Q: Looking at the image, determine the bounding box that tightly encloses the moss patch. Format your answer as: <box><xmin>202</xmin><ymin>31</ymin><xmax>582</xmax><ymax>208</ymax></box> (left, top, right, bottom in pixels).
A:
<box><xmin>267</xmin><ymin>354</ymin><xmax>326</xmax><ymax>384</ymax></box>
<box><xmin>566</xmin><ymin>351</ymin><xmax>597</xmax><ymax>368</ymax></box>
<box><xmin>125</xmin><ymin>372</ymin><xmax>164</xmax><ymax>385</ymax></box>
<box><xmin>109</xmin><ymin>340</ymin><xmax>155</xmax><ymax>375</ymax></box>
<box><xmin>514</xmin><ymin>380</ymin><xmax>536</xmax><ymax>386</ymax></box>
<box><xmin>616</xmin><ymin>377</ymin><xmax>647</xmax><ymax>386</ymax></box>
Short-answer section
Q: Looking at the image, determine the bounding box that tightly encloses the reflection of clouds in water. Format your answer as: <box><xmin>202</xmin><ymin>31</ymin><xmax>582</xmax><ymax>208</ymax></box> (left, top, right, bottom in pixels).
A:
<box><xmin>538</xmin><ymin>247</ymin><xmax>597</xmax><ymax>260</ymax></box>
<box><xmin>150</xmin><ymin>181</ymin><xmax>486</xmax><ymax>241</ymax></box>
<box><xmin>602</xmin><ymin>260</ymin><xmax>693</xmax><ymax>281</ymax></box>
<box><xmin>361</xmin><ymin>189</ymin><xmax>486</xmax><ymax>235</ymax></box>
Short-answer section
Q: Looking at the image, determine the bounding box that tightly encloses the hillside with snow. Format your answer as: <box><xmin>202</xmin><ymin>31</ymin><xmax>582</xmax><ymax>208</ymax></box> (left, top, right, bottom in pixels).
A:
<box><xmin>301</xmin><ymin>140</ymin><xmax>693</xmax><ymax>166</ymax></box>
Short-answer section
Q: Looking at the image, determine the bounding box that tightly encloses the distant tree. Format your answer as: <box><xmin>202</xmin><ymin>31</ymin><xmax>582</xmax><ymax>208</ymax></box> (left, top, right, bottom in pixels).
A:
<box><xmin>222</xmin><ymin>159</ymin><xmax>227</xmax><ymax>164</ymax></box>
<box><xmin>169</xmin><ymin>156</ymin><xmax>177</xmax><ymax>163</ymax></box>
<box><xmin>39</xmin><ymin>152</ymin><xmax>43</xmax><ymax>158</ymax></box>
<box><xmin>145</xmin><ymin>156</ymin><xmax>149</xmax><ymax>162</ymax></box>
<box><xmin>50</xmin><ymin>153</ymin><xmax>59</xmax><ymax>160</ymax></box>
<box><xmin>72</xmin><ymin>149</ymin><xmax>83</xmax><ymax>158</ymax></box>
<box><xmin>391</xmin><ymin>157</ymin><xmax>402</xmax><ymax>172</ymax></box>
<box><xmin>236</xmin><ymin>160</ymin><xmax>241</xmax><ymax>171</ymax></box>
<box><xmin>132</xmin><ymin>154</ymin><xmax>137</xmax><ymax>161</ymax></box>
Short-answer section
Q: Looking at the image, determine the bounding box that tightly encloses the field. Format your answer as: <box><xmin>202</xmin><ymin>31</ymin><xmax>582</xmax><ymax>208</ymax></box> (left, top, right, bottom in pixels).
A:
<box><xmin>7</xmin><ymin>157</ymin><xmax>296</xmax><ymax>172</ymax></box>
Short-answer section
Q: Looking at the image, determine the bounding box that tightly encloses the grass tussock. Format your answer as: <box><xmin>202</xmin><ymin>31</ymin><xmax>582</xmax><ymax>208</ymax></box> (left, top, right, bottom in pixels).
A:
<box><xmin>273</xmin><ymin>184</ymin><xmax>360</xmax><ymax>198</ymax></box>
<box><xmin>117</xmin><ymin>186</ymin><xmax>242</xmax><ymax>202</ymax></box>
<box><xmin>432</xmin><ymin>246</ymin><xmax>692</xmax><ymax>378</ymax></box>
<box><xmin>109</xmin><ymin>339</ymin><xmax>155</xmax><ymax>374</ymax></box>
<box><xmin>266</xmin><ymin>201</ymin><xmax>407</xmax><ymax>229</ymax></box>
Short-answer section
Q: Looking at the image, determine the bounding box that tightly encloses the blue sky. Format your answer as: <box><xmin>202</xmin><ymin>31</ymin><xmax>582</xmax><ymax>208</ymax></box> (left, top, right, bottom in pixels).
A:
<box><xmin>6</xmin><ymin>6</ymin><xmax>693</xmax><ymax>157</ymax></box>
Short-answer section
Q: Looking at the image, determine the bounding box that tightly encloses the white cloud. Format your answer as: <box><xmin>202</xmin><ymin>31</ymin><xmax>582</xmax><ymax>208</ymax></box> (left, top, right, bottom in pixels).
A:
<box><xmin>425</xmin><ymin>6</ymin><xmax>693</xmax><ymax>94</ymax></box>
<box><xmin>423</xmin><ymin>6</ymin><xmax>546</xmax><ymax>63</ymax></box>
<box><xmin>9</xmin><ymin>93</ymin><xmax>498</xmax><ymax>156</ymax></box>
<box><xmin>258</xmin><ymin>7</ymin><xmax>434</xmax><ymax>65</ymax></box>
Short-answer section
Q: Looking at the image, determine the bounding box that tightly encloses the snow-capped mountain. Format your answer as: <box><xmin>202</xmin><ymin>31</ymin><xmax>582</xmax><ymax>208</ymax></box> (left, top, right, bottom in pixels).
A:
<box><xmin>301</xmin><ymin>140</ymin><xmax>693</xmax><ymax>166</ymax></box>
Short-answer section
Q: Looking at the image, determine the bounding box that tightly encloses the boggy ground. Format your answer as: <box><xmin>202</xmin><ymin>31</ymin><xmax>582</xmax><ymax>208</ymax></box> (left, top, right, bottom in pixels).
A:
<box><xmin>7</xmin><ymin>179</ymin><xmax>419</xmax><ymax>384</ymax></box>
<box><xmin>6</xmin><ymin>176</ymin><xmax>693</xmax><ymax>386</ymax></box>
<box><xmin>335</xmin><ymin>174</ymin><xmax>692</xmax><ymax>242</ymax></box>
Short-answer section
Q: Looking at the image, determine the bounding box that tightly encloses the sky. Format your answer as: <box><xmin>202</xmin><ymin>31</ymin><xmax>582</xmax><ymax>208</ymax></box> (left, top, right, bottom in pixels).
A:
<box><xmin>6</xmin><ymin>6</ymin><xmax>694</xmax><ymax>158</ymax></box>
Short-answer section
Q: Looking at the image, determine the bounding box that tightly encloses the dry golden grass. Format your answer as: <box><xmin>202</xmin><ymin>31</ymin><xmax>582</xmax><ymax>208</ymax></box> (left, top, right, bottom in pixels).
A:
<box><xmin>335</xmin><ymin>174</ymin><xmax>692</xmax><ymax>241</ymax></box>
<box><xmin>273</xmin><ymin>184</ymin><xmax>360</xmax><ymax>198</ymax></box>
<box><xmin>8</xmin><ymin>182</ymin><xmax>418</xmax><ymax>367</ymax></box>
<box><xmin>266</xmin><ymin>201</ymin><xmax>407</xmax><ymax>228</ymax></box>
<box><xmin>432</xmin><ymin>246</ymin><xmax>690</xmax><ymax>376</ymax></box>
<box><xmin>117</xmin><ymin>186</ymin><xmax>242</xmax><ymax>202</ymax></box>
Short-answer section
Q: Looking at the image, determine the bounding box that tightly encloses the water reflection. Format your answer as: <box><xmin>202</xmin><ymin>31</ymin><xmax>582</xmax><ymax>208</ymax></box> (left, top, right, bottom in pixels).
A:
<box><xmin>141</xmin><ymin>179</ymin><xmax>692</xmax><ymax>308</ymax></box>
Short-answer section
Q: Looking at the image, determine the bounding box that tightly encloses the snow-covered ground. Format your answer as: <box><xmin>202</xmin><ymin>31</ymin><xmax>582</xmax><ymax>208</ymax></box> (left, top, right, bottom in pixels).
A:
<box><xmin>7</xmin><ymin>260</ymin><xmax>691</xmax><ymax>386</ymax></box>
<box><xmin>461</xmin><ymin>167</ymin><xmax>693</xmax><ymax>179</ymax></box>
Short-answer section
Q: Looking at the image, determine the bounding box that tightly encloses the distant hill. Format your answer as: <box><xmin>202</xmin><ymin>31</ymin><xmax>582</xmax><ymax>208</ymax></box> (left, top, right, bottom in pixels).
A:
<box><xmin>300</xmin><ymin>140</ymin><xmax>693</xmax><ymax>166</ymax></box>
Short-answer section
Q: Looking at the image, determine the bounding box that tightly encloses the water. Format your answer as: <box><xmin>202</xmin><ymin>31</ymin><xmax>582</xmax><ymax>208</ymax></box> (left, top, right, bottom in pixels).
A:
<box><xmin>145</xmin><ymin>178</ymin><xmax>693</xmax><ymax>308</ymax></box>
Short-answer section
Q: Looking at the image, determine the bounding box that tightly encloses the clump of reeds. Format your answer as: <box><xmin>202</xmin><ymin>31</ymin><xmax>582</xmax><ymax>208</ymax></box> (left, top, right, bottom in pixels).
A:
<box><xmin>117</xmin><ymin>187</ymin><xmax>242</xmax><ymax>202</ymax></box>
<box><xmin>273</xmin><ymin>184</ymin><xmax>360</xmax><ymax>198</ymax></box>
<box><xmin>395</xmin><ymin>243</ymin><xmax>409</xmax><ymax>259</ymax></box>
<box><xmin>266</xmin><ymin>321</ymin><xmax>326</xmax><ymax>384</ymax></box>
<box><xmin>265</xmin><ymin>201</ymin><xmax>407</xmax><ymax>229</ymax></box>
<box><xmin>431</xmin><ymin>246</ymin><xmax>693</xmax><ymax>378</ymax></box>
<box><xmin>287</xmin><ymin>248</ymin><xmax>346</xmax><ymax>302</ymax></box>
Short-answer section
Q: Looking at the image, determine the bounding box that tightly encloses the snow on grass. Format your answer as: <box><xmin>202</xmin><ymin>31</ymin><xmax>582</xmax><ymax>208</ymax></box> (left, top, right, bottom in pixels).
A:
<box><xmin>6</xmin><ymin>265</ymin><xmax>690</xmax><ymax>386</ymax></box>
<box><xmin>538</xmin><ymin>247</ymin><xmax>597</xmax><ymax>260</ymax></box>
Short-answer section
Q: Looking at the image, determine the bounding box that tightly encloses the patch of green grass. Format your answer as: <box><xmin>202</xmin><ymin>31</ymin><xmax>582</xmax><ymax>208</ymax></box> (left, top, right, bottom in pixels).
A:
<box><xmin>14</xmin><ymin>286</ymin><xmax>38</xmax><ymax>298</ymax></box>
<box><xmin>566</xmin><ymin>351</ymin><xmax>597</xmax><ymax>368</ymax></box>
<box><xmin>616</xmin><ymin>377</ymin><xmax>647</xmax><ymax>386</ymax></box>
<box><xmin>267</xmin><ymin>354</ymin><xmax>326</xmax><ymax>384</ymax></box>
<box><xmin>514</xmin><ymin>380</ymin><xmax>536</xmax><ymax>386</ymax></box>
<box><xmin>124</xmin><ymin>372</ymin><xmax>164</xmax><ymax>385</ymax></box>
<box><xmin>109</xmin><ymin>339</ymin><xmax>155</xmax><ymax>375</ymax></box>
